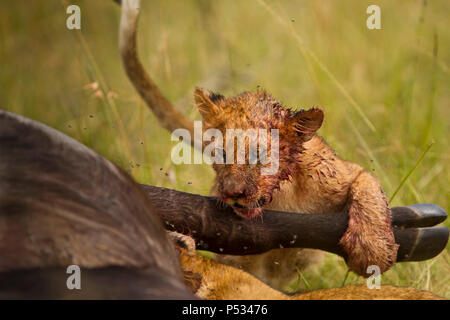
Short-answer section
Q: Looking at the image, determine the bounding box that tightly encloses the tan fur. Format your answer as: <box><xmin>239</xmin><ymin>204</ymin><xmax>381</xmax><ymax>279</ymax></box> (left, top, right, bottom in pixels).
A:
<box><xmin>179</xmin><ymin>248</ymin><xmax>442</xmax><ymax>300</ymax></box>
<box><xmin>194</xmin><ymin>89</ymin><xmax>398</xmax><ymax>289</ymax></box>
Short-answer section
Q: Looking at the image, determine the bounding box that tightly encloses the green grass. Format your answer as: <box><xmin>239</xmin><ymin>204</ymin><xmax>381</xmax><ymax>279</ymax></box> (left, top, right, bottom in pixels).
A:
<box><xmin>1</xmin><ymin>0</ymin><xmax>449</xmax><ymax>298</ymax></box>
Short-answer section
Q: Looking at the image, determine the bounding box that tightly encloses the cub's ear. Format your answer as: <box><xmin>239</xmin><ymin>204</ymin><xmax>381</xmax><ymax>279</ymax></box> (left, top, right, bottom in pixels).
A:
<box><xmin>194</xmin><ymin>87</ymin><xmax>224</xmax><ymax>120</ymax></box>
<box><xmin>289</xmin><ymin>108</ymin><xmax>324</xmax><ymax>141</ymax></box>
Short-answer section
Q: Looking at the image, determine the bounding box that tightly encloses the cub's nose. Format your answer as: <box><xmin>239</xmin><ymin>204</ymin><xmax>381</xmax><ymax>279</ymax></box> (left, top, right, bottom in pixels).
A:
<box><xmin>221</xmin><ymin>179</ymin><xmax>247</xmax><ymax>200</ymax></box>
<box><xmin>222</xmin><ymin>189</ymin><xmax>246</xmax><ymax>201</ymax></box>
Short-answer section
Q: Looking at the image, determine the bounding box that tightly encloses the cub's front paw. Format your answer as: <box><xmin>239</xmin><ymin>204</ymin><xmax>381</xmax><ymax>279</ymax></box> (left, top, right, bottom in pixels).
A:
<box><xmin>167</xmin><ymin>231</ymin><xmax>196</xmax><ymax>252</ymax></box>
<box><xmin>339</xmin><ymin>223</ymin><xmax>399</xmax><ymax>277</ymax></box>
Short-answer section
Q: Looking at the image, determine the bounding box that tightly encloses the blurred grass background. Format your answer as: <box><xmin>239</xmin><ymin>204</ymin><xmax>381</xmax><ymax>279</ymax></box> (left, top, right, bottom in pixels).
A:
<box><xmin>0</xmin><ymin>0</ymin><xmax>448</xmax><ymax>297</ymax></box>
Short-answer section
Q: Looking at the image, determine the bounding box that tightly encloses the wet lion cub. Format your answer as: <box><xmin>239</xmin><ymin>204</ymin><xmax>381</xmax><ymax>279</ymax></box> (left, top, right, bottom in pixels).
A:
<box><xmin>193</xmin><ymin>88</ymin><xmax>398</xmax><ymax>290</ymax></box>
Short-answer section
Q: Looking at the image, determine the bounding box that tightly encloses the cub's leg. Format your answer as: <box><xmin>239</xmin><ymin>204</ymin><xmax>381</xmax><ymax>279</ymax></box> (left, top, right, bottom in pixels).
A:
<box><xmin>339</xmin><ymin>171</ymin><xmax>399</xmax><ymax>276</ymax></box>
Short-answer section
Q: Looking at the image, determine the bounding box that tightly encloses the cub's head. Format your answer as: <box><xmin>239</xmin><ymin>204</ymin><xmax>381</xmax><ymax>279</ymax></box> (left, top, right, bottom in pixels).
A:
<box><xmin>194</xmin><ymin>87</ymin><xmax>323</xmax><ymax>219</ymax></box>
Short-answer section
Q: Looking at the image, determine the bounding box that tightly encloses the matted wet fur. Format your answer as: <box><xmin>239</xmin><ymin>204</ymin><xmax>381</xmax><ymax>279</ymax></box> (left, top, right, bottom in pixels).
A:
<box><xmin>194</xmin><ymin>88</ymin><xmax>398</xmax><ymax>289</ymax></box>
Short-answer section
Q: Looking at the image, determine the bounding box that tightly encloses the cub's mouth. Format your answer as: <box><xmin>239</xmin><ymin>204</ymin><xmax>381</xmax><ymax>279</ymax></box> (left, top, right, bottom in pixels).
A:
<box><xmin>219</xmin><ymin>191</ymin><xmax>269</xmax><ymax>219</ymax></box>
<box><xmin>232</xmin><ymin>204</ymin><xmax>263</xmax><ymax>219</ymax></box>
<box><xmin>229</xmin><ymin>198</ymin><xmax>268</xmax><ymax>219</ymax></box>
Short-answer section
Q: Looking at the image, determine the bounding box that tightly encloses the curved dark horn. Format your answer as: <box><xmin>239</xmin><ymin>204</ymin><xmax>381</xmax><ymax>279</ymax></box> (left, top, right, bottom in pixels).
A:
<box><xmin>140</xmin><ymin>184</ymin><xmax>449</xmax><ymax>262</ymax></box>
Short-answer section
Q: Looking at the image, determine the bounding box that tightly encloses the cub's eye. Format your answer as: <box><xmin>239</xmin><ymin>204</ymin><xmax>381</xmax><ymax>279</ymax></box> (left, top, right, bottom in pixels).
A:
<box><xmin>258</xmin><ymin>149</ymin><xmax>268</xmax><ymax>164</ymax></box>
<box><xmin>215</xmin><ymin>148</ymin><xmax>226</xmax><ymax>163</ymax></box>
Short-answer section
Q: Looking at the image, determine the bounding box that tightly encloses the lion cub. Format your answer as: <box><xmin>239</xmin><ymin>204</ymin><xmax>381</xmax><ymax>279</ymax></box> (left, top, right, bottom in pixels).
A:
<box><xmin>194</xmin><ymin>87</ymin><xmax>398</xmax><ymax>290</ymax></box>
